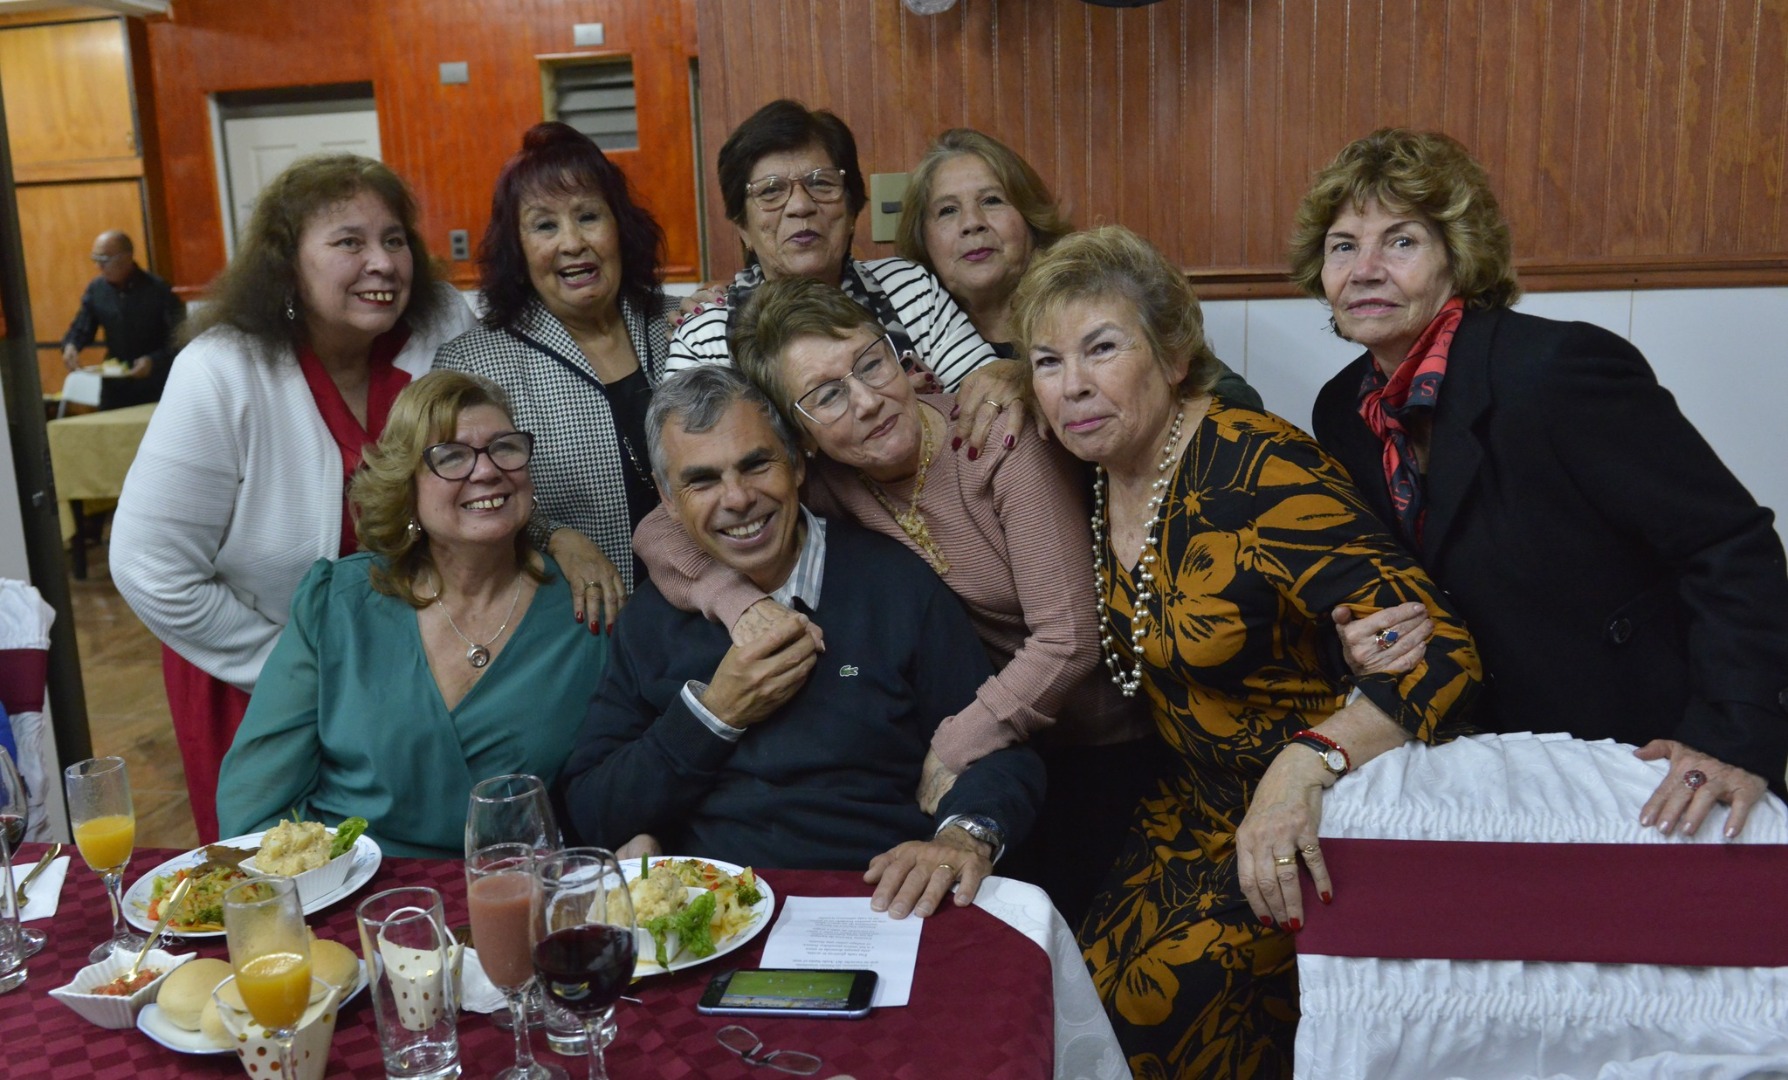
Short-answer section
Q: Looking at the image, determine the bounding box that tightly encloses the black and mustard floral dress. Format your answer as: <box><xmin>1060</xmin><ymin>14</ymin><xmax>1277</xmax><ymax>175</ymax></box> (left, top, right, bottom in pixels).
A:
<box><xmin>1080</xmin><ymin>401</ymin><xmax>1481</xmax><ymax>1080</ymax></box>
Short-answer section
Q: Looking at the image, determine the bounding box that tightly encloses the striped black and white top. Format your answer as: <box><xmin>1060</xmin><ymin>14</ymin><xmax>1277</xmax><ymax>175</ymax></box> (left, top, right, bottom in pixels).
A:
<box><xmin>434</xmin><ymin>296</ymin><xmax>671</xmax><ymax>594</ymax></box>
<box><xmin>666</xmin><ymin>256</ymin><xmax>996</xmax><ymax>390</ymax></box>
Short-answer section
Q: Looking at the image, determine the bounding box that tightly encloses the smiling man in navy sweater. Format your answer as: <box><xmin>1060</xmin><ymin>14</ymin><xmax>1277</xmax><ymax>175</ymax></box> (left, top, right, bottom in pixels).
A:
<box><xmin>559</xmin><ymin>366</ymin><xmax>1042</xmax><ymax>919</ymax></box>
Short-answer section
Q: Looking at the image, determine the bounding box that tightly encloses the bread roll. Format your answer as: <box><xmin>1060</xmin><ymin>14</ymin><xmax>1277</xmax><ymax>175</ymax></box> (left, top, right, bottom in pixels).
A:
<box><xmin>310</xmin><ymin>937</ymin><xmax>359</xmax><ymax>996</ymax></box>
<box><xmin>155</xmin><ymin>957</ymin><xmax>233</xmax><ymax>1031</ymax></box>
<box><xmin>199</xmin><ymin>979</ymin><xmax>244</xmax><ymax>1047</ymax></box>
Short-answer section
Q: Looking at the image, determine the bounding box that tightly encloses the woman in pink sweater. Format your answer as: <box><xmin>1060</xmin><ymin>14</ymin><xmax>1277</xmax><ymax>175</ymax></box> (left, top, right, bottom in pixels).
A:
<box><xmin>634</xmin><ymin>276</ymin><xmax>1150</xmax><ymax>926</ymax></box>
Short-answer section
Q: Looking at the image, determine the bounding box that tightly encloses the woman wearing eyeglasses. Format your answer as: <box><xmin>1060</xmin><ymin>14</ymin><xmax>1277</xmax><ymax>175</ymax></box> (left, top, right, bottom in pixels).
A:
<box><xmin>643</xmin><ymin>277</ymin><xmax>1153</xmax><ymax>928</ymax></box>
<box><xmin>216</xmin><ymin>372</ymin><xmax>608</xmax><ymax>857</ymax></box>
<box><xmin>668</xmin><ymin>100</ymin><xmax>1002</xmax><ymax>401</ymax></box>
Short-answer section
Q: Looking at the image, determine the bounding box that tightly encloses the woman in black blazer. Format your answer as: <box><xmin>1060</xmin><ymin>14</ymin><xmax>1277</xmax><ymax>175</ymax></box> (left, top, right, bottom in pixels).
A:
<box><xmin>1292</xmin><ymin>128</ymin><xmax>1788</xmax><ymax>837</ymax></box>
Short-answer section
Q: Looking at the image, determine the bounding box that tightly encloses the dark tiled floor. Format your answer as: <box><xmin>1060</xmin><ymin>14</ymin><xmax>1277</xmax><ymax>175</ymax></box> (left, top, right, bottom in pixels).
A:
<box><xmin>68</xmin><ymin>542</ymin><xmax>198</xmax><ymax>851</ymax></box>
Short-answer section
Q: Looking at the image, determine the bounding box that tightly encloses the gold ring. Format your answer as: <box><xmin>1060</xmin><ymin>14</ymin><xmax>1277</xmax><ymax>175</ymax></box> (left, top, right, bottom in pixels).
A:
<box><xmin>1300</xmin><ymin>843</ymin><xmax>1319</xmax><ymax>856</ymax></box>
<box><xmin>1273</xmin><ymin>855</ymin><xmax>1297</xmax><ymax>867</ymax></box>
<box><xmin>936</xmin><ymin>862</ymin><xmax>957</xmax><ymax>877</ymax></box>
<box><xmin>583</xmin><ymin>580</ymin><xmax>599</xmax><ymax>590</ymax></box>
<box><xmin>982</xmin><ymin>398</ymin><xmax>1002</xmax><ymax>410</ymax></box>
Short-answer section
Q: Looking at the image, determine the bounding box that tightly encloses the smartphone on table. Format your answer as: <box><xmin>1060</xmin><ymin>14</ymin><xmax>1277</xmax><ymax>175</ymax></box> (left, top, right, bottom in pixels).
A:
<box><xmin>696</xmin><ymin>968</ymin><xmax>877</xmax><ymax>1020</ymax></box>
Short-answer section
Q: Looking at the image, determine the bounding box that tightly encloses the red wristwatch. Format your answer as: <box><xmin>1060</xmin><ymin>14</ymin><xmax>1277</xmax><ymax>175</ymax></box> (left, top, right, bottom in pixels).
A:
<box><xmin>1291</xmin><ymin>729</ymin><xmax>1351</xmax><ymax>778</ymax></box>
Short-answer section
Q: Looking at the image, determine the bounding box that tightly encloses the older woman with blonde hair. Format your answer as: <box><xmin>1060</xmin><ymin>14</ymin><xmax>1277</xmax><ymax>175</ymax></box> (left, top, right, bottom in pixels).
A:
<box><xmin>1015</xmin><ymin>225</ymin><xmax>1482</xmax><ymax>1077</ymax></box>
<box><xmin>217</xmin><ymin>371</ymin><xmax>606</xmax><ymax>857</ymax></box>
<box><xmin>898</xmin><ymin>126</ymin><xmax>1262</xmax><ymax>451</ymax></box>
<box><xmin>1297</xmin><ymin>127</ymin><xmax>1788</xmax><ymax>836</ymax></box>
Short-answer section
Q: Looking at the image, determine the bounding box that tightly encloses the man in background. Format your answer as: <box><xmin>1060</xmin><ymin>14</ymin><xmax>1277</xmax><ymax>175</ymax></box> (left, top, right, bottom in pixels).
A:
<box><xmin>60</xmin><ymin>230</ymin><xmax>184</xmax><ymax>409</ymax></box>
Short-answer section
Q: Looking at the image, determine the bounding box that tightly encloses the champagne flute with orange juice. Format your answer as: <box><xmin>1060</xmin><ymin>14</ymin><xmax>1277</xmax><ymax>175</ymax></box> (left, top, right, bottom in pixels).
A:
<box><xmin>223</xmin><ymin>876</ymin><xmax>311</xmax><ymax>1079</ymax></box>
<box><xmin>63</xmin><ymin>756</ymin><xmax>149</xmax><ymax>962</ymax></box>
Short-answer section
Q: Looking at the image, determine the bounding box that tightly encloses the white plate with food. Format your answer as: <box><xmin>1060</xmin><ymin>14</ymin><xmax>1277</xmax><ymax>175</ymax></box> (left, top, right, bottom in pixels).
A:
<box><xmin>136</xmin><ymin>948</ymin><xmax>367</xmax><ymax>1055</ymax></box>
<box><xmin>620</xmin><ymin>856</ymin><xmax>774</xmax><ymax>976</ymax></box>
<box><xmin>123</xmin><ymin>825</ymin><xmax>382</xmax><ymax>938</ymax></box>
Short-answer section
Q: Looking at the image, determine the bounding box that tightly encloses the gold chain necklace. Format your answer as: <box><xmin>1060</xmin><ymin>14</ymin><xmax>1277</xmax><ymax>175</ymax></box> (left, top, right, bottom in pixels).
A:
<box><xmin>1091</xmin><ymin>403</ymin><xmax>1187</xmax><ymax>697</ymax></box>
<box><xmin>861</xmin><ymin>408</ymin><xmax>950</xmax><ymax>576</ymax></box>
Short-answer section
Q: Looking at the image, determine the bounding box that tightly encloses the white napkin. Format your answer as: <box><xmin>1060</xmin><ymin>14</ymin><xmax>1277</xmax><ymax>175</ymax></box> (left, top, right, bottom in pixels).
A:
<box><xmin>456</xmin><ymin>947</ymin><xmax>507</xmax><ymax>1014</ymax></box>
<box><xmin>10</xmin><ymin>854</ymin><xmax>67</xmax><ymax>920</ymax></box>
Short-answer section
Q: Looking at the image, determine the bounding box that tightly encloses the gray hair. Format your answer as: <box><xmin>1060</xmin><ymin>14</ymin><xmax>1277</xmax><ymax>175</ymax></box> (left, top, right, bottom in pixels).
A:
<box><xmin>645</xmin><ymin>365</ymin><xmax>803</xmax><ymax>488</ymax></box>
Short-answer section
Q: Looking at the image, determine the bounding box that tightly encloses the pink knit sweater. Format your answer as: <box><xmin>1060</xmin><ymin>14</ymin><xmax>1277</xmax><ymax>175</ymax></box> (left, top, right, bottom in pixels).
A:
<box><xmin>635</xmin><ymin>395</ymin><xmax>1147</xmax><ymax>771</ymax></box>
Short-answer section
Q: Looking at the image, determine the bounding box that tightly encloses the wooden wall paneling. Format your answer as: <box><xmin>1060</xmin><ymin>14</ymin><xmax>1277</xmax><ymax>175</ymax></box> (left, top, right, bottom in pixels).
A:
<box><xmin>1752</xmin><ymin>3</ymin><xmax>1788</xmax><ymax>249</ymax></box>
<box><xmin>0</xmin><ymin>19</ymin><xmax>136</xmax><ymax>172</ymax></box>
<box><xmin>17</xmin><ymin>178</ymin><xmax>148</xmax><ymax>393</ymax></box>
<box><xmin>1243</xmin><ymin>0</ymin><xmax>1284</xmax><ymax>265</ymax></box>
<box><xmin>1703</xmin><ymin>2</ymin><xmax>1762</xmax><ymax>254</ymax></box>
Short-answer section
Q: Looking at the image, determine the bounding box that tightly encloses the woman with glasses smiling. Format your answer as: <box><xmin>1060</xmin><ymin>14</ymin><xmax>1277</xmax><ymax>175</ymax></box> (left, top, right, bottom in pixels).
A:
<box><xmin>668</xmin><ymin>100</ymin><xmax>1006</xmax><ymax>408</ymax></box>
<box><xmin>641</xmin><ymin>277</ymin><xmax>1154</xmax><ymax>928</ymax></box>
<box><xmin>216</xmin><ymin>371</ymin><xmax>608</xmax><ymax>857</ymax></box>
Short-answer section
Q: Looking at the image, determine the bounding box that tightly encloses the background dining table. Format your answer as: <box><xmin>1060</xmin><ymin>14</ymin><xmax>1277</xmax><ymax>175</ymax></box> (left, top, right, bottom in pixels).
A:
<box><xmin>4</xmin><ymin>846</ymin><xmax>1062</xmax><ymax>1079</ymax></box>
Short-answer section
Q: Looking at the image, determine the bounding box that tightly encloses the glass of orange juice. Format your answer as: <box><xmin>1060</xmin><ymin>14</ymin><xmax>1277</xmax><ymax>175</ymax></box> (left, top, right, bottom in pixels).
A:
<box><xmin>223</xmin><ymin>876</ymin><xmax>311</xmax><ymax>1079</ymax></box>
<box><xmin>63</xmin><ymin>756</ymin><xmax>148</xmax><ymax>962</ymax></box>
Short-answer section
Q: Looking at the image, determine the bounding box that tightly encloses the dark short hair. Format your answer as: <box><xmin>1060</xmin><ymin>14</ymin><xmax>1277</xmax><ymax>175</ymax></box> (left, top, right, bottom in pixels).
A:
<box><xmin>182</xmin><ymin>154</ymin><xmax>447</xmax><ymax>356</ymax></box>
<box><xmin>716</xmin><ymin>99</ymin><xmax>868</xmax><ymax>230</ymax></box>
<box><xmin>478</xmin><ymin>121</ymin><xmax>666</xmax><ymax>330</ymax></box>
<box><xmin>895</xmin><ymin>128</ymin><xmax>1071</xmax><ymax>270</ymax></box>
<box><xmin>1289</xmin><ymin>128</ymin><xmax>1520</xmax><ymax>309</ymax></box>
<box><xmin>1011</xmin><ymin>226</ymin><xmax>1221</xmax><ymax>399</ymax></box>
<box><xmin>728</xmin><ymin>276</ymin><xmax>881</xmax><ymax>425</ymax></box>
<box><xmin>353</xmin><ymin>370</ymin><xmax>544</xmax><ymax>606</ymax></box>
<box><xmin>645</xmin><ymin>365</ymin><xmax>803</xmax><ymax>489</ymax></box>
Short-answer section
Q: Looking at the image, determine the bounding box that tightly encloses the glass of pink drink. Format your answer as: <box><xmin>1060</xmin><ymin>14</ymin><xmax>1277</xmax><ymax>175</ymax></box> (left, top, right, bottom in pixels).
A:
<box><xmin>469</xmin><ymin>844</ymin><xmax>565</xmax><ymax>1080</ymax></box>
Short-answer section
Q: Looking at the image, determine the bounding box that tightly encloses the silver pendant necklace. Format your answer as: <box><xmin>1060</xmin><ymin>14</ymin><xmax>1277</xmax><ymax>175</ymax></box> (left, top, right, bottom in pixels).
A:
<box><xmin>437</xmin><ymin>575</ymin><xmax>524</xmax><ymax>669</ymax></box>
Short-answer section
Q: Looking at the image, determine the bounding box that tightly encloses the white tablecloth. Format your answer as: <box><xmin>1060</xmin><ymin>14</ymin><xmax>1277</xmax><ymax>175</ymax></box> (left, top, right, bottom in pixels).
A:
<box><xmin>1296</xmin><ymin>732</ymin><xmax>1788</xmax><ymax>1080</ymax></box>
<box><xmin>974</xmin><ymin>875</ymin><xmax>1129</xmax><ymax>1080</ymax></box>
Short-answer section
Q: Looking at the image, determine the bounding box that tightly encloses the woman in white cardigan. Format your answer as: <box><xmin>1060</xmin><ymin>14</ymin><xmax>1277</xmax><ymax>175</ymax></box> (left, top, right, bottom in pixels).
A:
<box><xmin>112</xmin><ymin>155</ymin><xmax>474</xmax><ymax>842</ymax></box>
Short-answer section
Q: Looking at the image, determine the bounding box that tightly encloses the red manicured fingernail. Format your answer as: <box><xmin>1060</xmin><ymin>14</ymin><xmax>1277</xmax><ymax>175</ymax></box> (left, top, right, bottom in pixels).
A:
<box><xmin>1286</xmin><ymin>918</ymin><xmax>1302</xmax><ymax>932</ymax></box>
<box><xmin>1003</xmin><ymin>434</ymin><xmax>1015</xmax><ymax>449</ymax></box>
<box><xmin>951</xmin><ymin>436</ymin><xmax>962</xmax><ymax>452</ymax></box>
<box><xmin>607</xmin><ymin>620</ymin><xmax>615</xmax><ymax>634</ymax></box>
<box><xmin>575</xmin><ymin>611</ymin><xmax>585</xmax><ymax>623</ymax></box>
<box><xmin>966</xmin><ymin>446</ymin><xmax>979</xmax><ymax>461</ymax></box>
<box><xmin>1260</xmin><ymin>915</ymin><xmax>1274</xmax><ymax>927</ymax></box>
<box><xmin>949</xmin><ymin>405</ymin><xmax>960</xmax><ymax>420</ymax></box>
<box><xmin>1320</xmin><ymin>891</ymin><xmax>1333</xmax><ymax>905</ymax></box>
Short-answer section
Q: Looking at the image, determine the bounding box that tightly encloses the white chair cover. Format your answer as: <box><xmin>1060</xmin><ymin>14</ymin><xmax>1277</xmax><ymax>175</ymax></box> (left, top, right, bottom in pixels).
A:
<box><xmin>1296</xmin><ymin>732</ymin><xmax>1788</xmax><ymax>1080</ymax></box>
<box><xmin>0</xmin><ymin>580</ymin><xmax>56</xmax><ymax>841</ymax></box>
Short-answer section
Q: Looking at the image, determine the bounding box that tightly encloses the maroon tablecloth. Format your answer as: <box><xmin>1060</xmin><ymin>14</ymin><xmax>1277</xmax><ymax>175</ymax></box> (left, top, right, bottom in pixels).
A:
<box><xmin>3</xmin><ymin>845</ymin><xmax>1054</xmax><ymax>1078</ymax></box>
<box><xmin>1296</xmin><ymin>838</ymin><xmax>1788</xmax><ymax>966</ymax></box>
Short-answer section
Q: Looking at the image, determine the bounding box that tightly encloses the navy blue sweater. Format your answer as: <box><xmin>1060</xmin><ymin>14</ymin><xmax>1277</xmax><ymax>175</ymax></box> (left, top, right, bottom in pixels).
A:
<box><xmin>558</xmin><ymin>521</ymin><xmax>1044</xmax><ymax>869</ymax></box>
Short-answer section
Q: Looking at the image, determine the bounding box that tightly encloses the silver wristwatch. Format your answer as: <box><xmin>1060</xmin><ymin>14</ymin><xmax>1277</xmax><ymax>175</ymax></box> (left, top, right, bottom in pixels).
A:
<box><xmin>937</xmin><ymin>814</ymin><xmax>1006</xmax><ymax>863</ymax></box>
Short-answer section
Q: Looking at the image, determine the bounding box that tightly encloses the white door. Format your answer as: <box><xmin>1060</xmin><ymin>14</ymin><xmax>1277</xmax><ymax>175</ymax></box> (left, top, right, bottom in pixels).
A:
<box><xmin>219</xmin><ymin>109</ymin><xmax>381</xmax><ymax>251</ymax></box>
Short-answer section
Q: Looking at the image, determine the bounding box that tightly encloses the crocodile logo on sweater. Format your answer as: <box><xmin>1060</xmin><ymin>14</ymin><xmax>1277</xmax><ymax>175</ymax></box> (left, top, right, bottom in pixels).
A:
<box><xmin>839</xmin><ymin>664</ymin><xmax>860</xmax><ymax>677</ymax></box>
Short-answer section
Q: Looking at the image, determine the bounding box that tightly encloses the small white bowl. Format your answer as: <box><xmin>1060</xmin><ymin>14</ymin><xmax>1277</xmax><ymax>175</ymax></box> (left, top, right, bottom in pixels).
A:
<box><xmin>243</xmin><ymin>836</ymin><xmax>356</xmax><ymax>906</ymax></box>
<box><xmin>50</xmin><ymin>949</ymin><xmax>195</xmax><ymax>1029</ymax></box>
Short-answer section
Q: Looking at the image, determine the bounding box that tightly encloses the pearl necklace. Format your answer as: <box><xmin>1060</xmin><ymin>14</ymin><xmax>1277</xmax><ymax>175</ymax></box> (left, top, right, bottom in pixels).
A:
<box><xmin>1091</xmin><ymin>403</ymin><xmax>1187</xmax><ymax>697</ymax></box>
<box><xmin>436</xmin><ymin>575</ymin><xmax>524</xmax><ymax>669</ymax></box>
<box><xmin>861</xmin><ymin>408</ymin><xmax>950</xmax><ymax>576</ymax></box>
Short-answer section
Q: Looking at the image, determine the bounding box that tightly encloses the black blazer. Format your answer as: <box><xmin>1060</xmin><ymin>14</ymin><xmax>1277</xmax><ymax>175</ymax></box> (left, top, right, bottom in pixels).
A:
<box><xmin>1312</xmin><ymin>306</ymin><xmax>1788</xmax><ymax>789</ymax></box>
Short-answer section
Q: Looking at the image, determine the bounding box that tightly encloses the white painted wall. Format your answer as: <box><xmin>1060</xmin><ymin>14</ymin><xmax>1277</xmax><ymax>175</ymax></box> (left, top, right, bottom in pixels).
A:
<box><xmin>0</xmin><ymin>372</ymin><xmax>30</xmax><ymax>583</ymax></box>
<box><xmin>1204</xmin><ymin>287</ymin><xmax>1788</xmax><ymax>550</ymax></box>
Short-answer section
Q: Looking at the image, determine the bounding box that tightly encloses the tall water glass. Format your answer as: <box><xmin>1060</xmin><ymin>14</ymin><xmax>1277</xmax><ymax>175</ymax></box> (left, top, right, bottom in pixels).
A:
<box><xmin>63</xmin><ymin>756</ymin><xmax>147</xmax><ymax>961</ymax></box>
<box><xmin>534</xmin><ymin>848</ymin><xmax>635</xmax><ymax>1080</ymax></box>
<box><xmin>222</xmin><ymin>876</ymin><xmax>311</xmax><ymax>1080</ymax></box>
<box><xmin>0</xmin><ymin>748</ymin><xmax>27</xmax><ymax>989</ymax></box>
<box><xmin>358</xmin><ymin>885</ymin><xmax>461</xmax><ymax>1079</ymax></box>
<box><xmin>0</xmin><ymin>749</ymin><xmax>43</xmax><ymax>959</ymax></box>
<box><xmin>468</xmin><ymin>844</ymin><xmax>564</xmax><ymax>1080</ymax></box>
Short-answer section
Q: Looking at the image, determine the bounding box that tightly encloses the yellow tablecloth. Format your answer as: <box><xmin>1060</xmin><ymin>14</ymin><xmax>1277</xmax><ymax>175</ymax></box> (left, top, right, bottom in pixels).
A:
<box><xmin>46</xmin><ymin>402</ymin><xmax>156</xmax><ymax>540</ymax></box>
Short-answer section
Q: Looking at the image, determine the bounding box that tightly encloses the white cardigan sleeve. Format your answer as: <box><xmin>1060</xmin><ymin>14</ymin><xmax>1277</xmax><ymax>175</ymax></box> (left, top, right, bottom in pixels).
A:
<box><xmin>111</xmin><ymin>336</ymin><xmax>289</xmax><ymax>691</ymax></box>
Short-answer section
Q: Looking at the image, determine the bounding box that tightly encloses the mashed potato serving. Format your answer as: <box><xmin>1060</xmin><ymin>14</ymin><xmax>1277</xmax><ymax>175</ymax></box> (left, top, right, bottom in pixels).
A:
<box><xmin>255</xmin><ymin>819</ymin><xmax>333</xmax><ymax>875</ymax></box>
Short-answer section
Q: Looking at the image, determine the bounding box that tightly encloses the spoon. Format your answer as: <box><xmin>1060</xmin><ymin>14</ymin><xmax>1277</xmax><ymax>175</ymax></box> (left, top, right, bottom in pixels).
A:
<box><xmin>15</xmin><ymin>842</ymin><xmax>61</xmax><ymax>905</ymax></box>
<box><xmin>124</xmin><ymin>876</ymin><xmax>190</xmax><ymax>980</ymax></box>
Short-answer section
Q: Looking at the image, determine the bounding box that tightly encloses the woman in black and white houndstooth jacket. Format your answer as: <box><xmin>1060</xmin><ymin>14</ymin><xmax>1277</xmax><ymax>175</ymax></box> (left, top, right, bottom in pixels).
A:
<box><xmin>437</xmin><ymin>122</ymin><xmax>675</xmax><ymax>632</ymax></box>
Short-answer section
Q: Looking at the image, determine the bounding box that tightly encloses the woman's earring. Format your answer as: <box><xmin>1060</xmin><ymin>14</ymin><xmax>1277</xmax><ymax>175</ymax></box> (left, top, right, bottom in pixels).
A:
<box><xmin>285</xmin><ymin>296</ymin><xmax>297</xmax><ymax>321</ymax></box>
<box><xmin>406</xmin><ymin>518</ymin><xmax>422</xmax><ymax>541</ymax></box>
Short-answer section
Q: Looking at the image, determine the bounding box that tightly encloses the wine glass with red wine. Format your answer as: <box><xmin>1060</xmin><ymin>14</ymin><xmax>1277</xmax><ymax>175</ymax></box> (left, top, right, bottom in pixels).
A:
<box><xmin>532</xmin><ymin>848</ymin><xmax>635</xmax><ymax>1080</ymax></box>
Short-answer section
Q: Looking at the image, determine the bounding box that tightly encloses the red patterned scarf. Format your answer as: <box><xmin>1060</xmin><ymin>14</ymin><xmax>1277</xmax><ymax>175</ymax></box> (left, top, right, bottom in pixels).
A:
<box><xmin>1355</xmin><ymin>297</ymin><xmax>1464</xmax><ymax>547</ymax></box>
